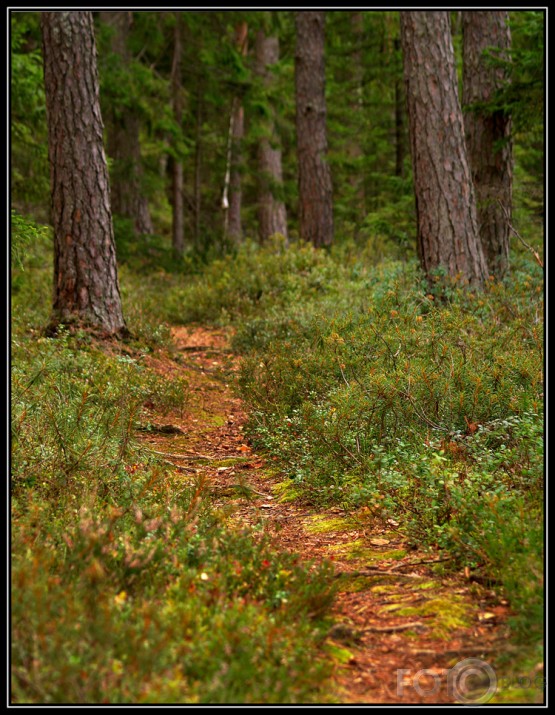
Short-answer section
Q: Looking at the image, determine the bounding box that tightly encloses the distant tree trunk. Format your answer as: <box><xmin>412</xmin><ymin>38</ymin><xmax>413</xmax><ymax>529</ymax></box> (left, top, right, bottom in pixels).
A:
<box><xmin>295</xmin><ymin>11</ymin><xmax>333</xmax><ymax>248</ymax></box>
<box><xmin>41</xmin><ymin>11</ymin><xmax>127</xmax><ymax>336</ymax></box>
<box><xmin>99</xmin><ymin>11</ymin><xmax>153</xmax><ymax>235</ymax></box>
<box><xmin>171</xmin><ymin>12</ymin><xmax>184</xmax><ymax>257</ymax></box>
<box><xmin>393</xmin><ymin>37</ymin><xmax>406</xmax><ymax>178</ymax></box>
<box><xmin>462</xmin><ymin>11</ymin><xmax>513</xmax><ymax>280</ymax></box>
<box><xmin>400</xmin><ymin>11</ymin><xmax>488</xmax><ymax>289</ymax></box>
<box><xmin>255</xmin><ymin>28</ymin><xmax>288</xmax><ymax>243</ymax></box>
<box><xmin>193</xmin><ymin>80</ymin><xmax>203</xmax><ymax>250</ymax></box>
<box><xmin>347</xmin><ymin>11</ymin><xmax>365</xmax><ymax>217</ymax></box>
<box><xmin>227</xmin><ymin>21</ymin><xmax>248</xmax><ymax>244</ymax></box>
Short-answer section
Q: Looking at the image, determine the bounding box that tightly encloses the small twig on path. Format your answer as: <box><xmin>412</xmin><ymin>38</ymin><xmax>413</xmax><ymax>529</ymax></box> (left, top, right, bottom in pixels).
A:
<box><xmin>161</xmin><ymin>459</ymin><xmax>197</xmax><ymax>473</ymax></box>
<box><xmin>360</xmin><ymin>622</ymin><xmax>425</xmax><ymax>634</ymax></box>
<box><xmin>334</xmin><ymin>569</ymin><xmax>425</xmax><ymax>579</ymax></box>
<box><xmin>408</xmin><ymin>645</ymin><xmax>511</xmax><ymax>657</ymax></box>
<box><xmin>389</xmin><ymin>557</ymin><xmax>453</xmax><ymax>571</ymax></box>
<box><xmin>149</xmin><ymin>448</ymin><xmax>216</xmax><ymax>460</ymax></box>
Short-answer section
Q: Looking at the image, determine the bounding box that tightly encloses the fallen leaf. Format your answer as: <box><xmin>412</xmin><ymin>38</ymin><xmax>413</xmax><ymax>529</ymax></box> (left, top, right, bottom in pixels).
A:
<box><xmin>370</xmin><ymin>538</ymin><xmax>390</xmax><ymax>546</ymax></box>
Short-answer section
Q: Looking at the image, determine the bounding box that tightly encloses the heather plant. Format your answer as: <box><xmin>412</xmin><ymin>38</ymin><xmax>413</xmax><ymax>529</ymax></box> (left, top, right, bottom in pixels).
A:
<box><xmin>11</xmin><ymin>220</ymin><xmax>335</xmax><ymax>704</ymax></box>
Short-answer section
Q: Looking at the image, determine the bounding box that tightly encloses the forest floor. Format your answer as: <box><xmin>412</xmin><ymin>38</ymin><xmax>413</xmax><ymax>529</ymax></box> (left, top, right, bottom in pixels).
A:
<box><xmin>135</xmin><ymin>325</ymin><xmax>518</xmax><ymax>705</ymax></box>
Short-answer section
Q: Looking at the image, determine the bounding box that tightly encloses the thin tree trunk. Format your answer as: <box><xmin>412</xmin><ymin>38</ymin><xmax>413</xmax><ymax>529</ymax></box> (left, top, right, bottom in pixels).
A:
<box><xmin>227</xmin><ymin>21</ymin><xmax>248</xmax><ymax>244</ymax></box>
<box><xmin>99</xmin><ymin>11</ymin><xmax>153</xmax><ymax>235</ymax></box>
<box><xmin>462</xmin><ymin>11</ymin><xmax>513</xmax><ymax>280</ymax></box>
<box><xmin>41</xmin><ymin>11</ymin><xmax>126</xmax><ymax>336</ymax></box>
<box><xmin>393</xmin><ymin>37</ymin><xmax>406</xmax><ymax>178</ymax></box>
<box><xmin>400</xmin><ymin>11</ymin><xmax>488</xmax><ymax>289</ymax></box>
<box><xmin>171</xmin><ymin>12</ymin><xmax>185</xmax><ymax>257</ymax></box>
<box><xmin>193</xmin><ymin>79</ymin><xmax>203</xmax><ymax>250</ymax></box>
<box><xmin>347</xmin><ymin>11</ymin><xmax>366</xmax><ymax>217</ymax></box>
<box><xmin>255</xmin><ymin>28</ymin><xmax>288</xmax><ymax>243</ymax></box>
<box><xmin>295</xmin><ymin>11</ymin><xmax>334</xmax><ymax>248</ymax></box>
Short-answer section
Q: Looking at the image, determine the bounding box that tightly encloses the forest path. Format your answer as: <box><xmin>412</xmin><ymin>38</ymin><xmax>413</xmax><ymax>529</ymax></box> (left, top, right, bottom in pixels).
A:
<box><xmin>136</xmin><ymin>325</ymin><xmax>512</xmax><ymax>705</ymax></box>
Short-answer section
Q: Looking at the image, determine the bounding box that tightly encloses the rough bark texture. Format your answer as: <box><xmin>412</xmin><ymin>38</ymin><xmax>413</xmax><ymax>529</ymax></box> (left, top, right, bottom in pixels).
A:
<box><xmin>255</xmin><ymin>29</ymin><xmax>288</xmax><ymax>243</ymax></box>
<box><xmin>100</xmin><ymin>11</ymin><xmax>153</xmax><ymax>235</ymax></box>
<box><xmin>171</xmin><ymin>12</ymin><xmax>184</xmax><ymax>257</ymax></box>
<box><xmin>227</xmin><ymin>22</ymin><xmax>248</xmax><ymax>244</ymax></box>
<box><xmin>462</xmin><ymin>10</ymin><xmax>512</xmax><ymax>280</ymax></box>
<box><xmin>41</xmin><ymin>11</ymin><xmax>127</xmax><ymax>336</ymax></box>
<box><xmin>295</xmin><ymin>11</ymin><xmax>334</xmax><ymax>248</ymax></box>
<box><xmin>400</xmin><ymin>11</ymin><xmax>488</xmax><ymax>288</ymax></box>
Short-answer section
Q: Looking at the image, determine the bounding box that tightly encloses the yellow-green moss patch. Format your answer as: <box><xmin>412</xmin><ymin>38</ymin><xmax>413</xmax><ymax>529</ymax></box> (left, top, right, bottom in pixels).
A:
<box><xmin>328</xmin><ymin>539</ymin><xmax>406</xmax><ymax>563</ymax></box>
<box><xmin>379</xmin><ymin>595</ymin><xmax>472</xmax><ymax>639</ymax></box>
<box><xmin>272</xmin><ymin>479</ymin><xmax>303</xmax><ymax>503</ymax></box>
<box><xmin>304</xmin><ymin>515</ymin><xmax>354</xmax><ymax>535</ymax></box>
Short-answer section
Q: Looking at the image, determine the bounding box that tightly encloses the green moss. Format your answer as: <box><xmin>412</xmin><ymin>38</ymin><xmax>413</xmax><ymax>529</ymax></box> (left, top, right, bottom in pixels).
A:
<box><xmin>304</xmin><ymin>515</ymin><xmax>354</xmax><ymax>535</ymax></box>
<box><xmin>380</xmin><ymin>595</ymin><xmax>472</xmax><ymax>639</ymax></box>
<box><xmin>413</xmin><ymin>580</ymin><xmax>439</xmax><ymax>591</ymax></box>
<box><xmin>272</xmin><ymin>479</ymin><xmax>303</xmax><ymax>503</ymax></box>
<box><xmin>327</xmin><ymin>539</ymin><xmax>406</xmax><ymax>563</ymax></box>
<box><xmin>324</xmin><ymin>642</ymin><xmax>355</xmax><ymax>664</ymax></box>
<box><xmin>335</xmin><ymin>575</ymin><xmax>375</xmax><ymax>593</ymax></box>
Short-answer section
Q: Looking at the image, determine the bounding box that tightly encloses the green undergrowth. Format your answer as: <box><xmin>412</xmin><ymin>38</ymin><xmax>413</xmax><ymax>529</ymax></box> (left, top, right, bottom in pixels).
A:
<box><xmin>143</xmin><ymin>233</ymin><xmax>544</xmax><ymax>683</ymax></box>
<box><xmin>11</xmin><ymin>214</ymin><xmax>544</xmax><ymax>702</ymax></box>
<box><xmin>11</xmin><ymin>222</ymin><xmax>336</xmax><ymax>704</ymax></box>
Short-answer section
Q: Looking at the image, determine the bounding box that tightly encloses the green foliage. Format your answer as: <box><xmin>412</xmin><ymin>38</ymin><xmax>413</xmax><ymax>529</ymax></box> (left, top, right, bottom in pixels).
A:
<box><xmin>11</xmin><ymin>224</ymin><xmax>335</xmax><ymax>704</ymax></box>
<box><xmin>164</xmin><ymin>242</ymin><xmax>543</xmax><ymax>651</ymax></box>
<box><xmin>11</xmin><ymin>12</ymin><xmax>49</xmax><ymax>216</ymax></box>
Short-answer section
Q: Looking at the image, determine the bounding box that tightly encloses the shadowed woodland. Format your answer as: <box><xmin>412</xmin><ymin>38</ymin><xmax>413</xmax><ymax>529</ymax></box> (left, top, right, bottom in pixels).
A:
<box><xmin>11</xmin><ymin>9</ymin><xmax>544</xmax><ymax>705</ymax></box>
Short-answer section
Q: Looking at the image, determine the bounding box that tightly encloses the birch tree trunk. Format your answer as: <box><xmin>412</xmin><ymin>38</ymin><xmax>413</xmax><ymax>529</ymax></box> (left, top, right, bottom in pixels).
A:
<box><xmin>99</xmin><ymin>11</ymin><xmax>153</xmax><ymax>235</ymax></box>
<box><xmin>41</xmin><ymin>11</ymin><xmax>127</xmax><ymax>336</ymax></box>
<box><xmin>226</xmin><ymin>21</ymin><xmax>248</xmax><ymax>244</ymax></box>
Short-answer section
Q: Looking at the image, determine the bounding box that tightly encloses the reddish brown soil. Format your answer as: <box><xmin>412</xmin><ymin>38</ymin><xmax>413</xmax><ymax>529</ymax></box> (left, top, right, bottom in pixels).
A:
<box><xmin>132</xmin><ymin>326</ymin><xmax>521</xmax><ymax>705</ymax></box>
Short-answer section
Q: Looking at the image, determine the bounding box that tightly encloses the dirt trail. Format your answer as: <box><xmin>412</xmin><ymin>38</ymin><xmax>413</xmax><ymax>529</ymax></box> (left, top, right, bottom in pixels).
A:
<box><xmin>136</xmin><ymin>326</ymin><xmax>514</xmax><ymax>705</ymax></box>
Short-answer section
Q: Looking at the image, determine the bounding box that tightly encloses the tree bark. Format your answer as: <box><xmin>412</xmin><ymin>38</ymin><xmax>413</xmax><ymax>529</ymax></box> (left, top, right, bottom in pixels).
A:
<box><xmin>255</xmin><ymin>29</ymin><xmax>288</xmax><ymax>243</ymax></box>
<box><xmin>227</xmin><ymin>21</ymin><xmax>248</xmax><ymax>244</ymax></box>
<box><xmin>41</xmin><ymin>11</ymin><xmax>127</xmax><ymax>337</ymax></box>
<box><xmin>99</xmin><ymin>11</ymin><xmax>153</xmax><ymax>235</ymax></box>
<box><xmin>400</xmin><ymin>11</ymin><xmax>488</xmax><ymax>289</ymax></box>
<box><xmin>295</xmin><ymin>11</ymin><xmax>334</xmax><ymax>248</ymax></box>
<box><xmin>171</xmin><ymin>12</ymin><xmax>184</xmax><ymax>257</ymax></box>
<box><xmin>462</xmin><ymin>11</ymin><xmax>513</xmax><ymax>280</ymax></box>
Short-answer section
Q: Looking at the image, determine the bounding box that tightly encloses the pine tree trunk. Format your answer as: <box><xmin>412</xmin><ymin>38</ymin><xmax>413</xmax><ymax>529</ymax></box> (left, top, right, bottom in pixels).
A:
<box><xmin>462</xmin><ymin>11</ymin><xmax>512</xmax><ymax>280</ymax></box>
<box><xmin>255</xmin><ymin>29</ymin><xmax>288</xmax><ymax>243</ymax></box>
<box><xmin>41</xmin><ymin>11</ymin><xmax>127</xmax><ymax>337</ymax></box>
<box><xmin>227</xmin><ymin>22</ymin><xmax>248</xmax><ymax>244</ymax></box>
<box><xmin>171</xmin><ymin>12</ymin><xmax>184</xmax><ymax>257</ymax></box>
<box><xmin>400</xmin><ymin>11</ymin><xmax>488</xmax><ymax>289</ymax></box>
<box><xmin>99</xmin><ymin>11</ymin><xmax>153</xmax><ymax>235</ymax></box>
<box><xmin>347</xmin><ymin>11</ymin><xmax>365</xmax><ymax>217</ymax></box>
<box><xmin>295</xmin><ymin>11</ymin><xmax>334</xmax><ymax>248</ymax></box>
<box><xmin>393</xmin><ymin>37</ymin><xmax>406</xmax><ymax>178</ymax></box>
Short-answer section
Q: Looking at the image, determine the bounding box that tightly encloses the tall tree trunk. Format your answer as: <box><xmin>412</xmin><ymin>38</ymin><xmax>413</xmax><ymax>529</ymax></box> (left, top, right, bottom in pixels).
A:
<box><xmin>393</xmin><ymin>37</ymin><xmax>406</xmax><ymax>178</ymax></box>
<box><xmin>99</xmin><ymin>11</ymin><xmax>153</xmax><ymax>235</ymax></box>
<box><xmin>347</xmin><ymin>11</ymin><xmax>366</xmax><ymax>218</ymax></box>
<box><xmin>41</xmin><ymin>11</ymin><xmax>126</xmax><ymax>336</ymax></box>
<box><xmin>400</xmin><ymin>11</ymin><xmax>488</xmax><ymax>289</ymax></box>
<box><xmin>462</xmin><ymin>11</ymin><xmax>513</xmax><ymax>280</ymax></box>
<box><xmin>171</xmin><ymin>12</ymin><xmax>184</xmax><ymax>257</ymax></box>
<box><xmin>193</xmin><ymin>78</ymin><xmax>203</xmax><ymax>250</ymax></box>
<box><xmin>227</xmin><ymin>21</ymin><xmax>248</xmax><ymax>244</ymax></box>
<box><xmin>295</xmin><ymin>11</ymin><xmax>334</xmax><ymax>248</ymax></box>
<box><xmin>255</xmin><ymin>28</ymin><xmax>288</xmax><ymax>243</ymax></box>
